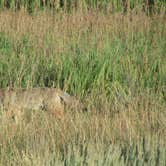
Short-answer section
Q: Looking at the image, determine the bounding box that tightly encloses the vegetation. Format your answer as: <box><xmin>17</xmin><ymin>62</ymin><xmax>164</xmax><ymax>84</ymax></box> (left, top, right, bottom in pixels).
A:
<box><xmin>0</xmin><ymin>0</ymin><xmax>166</xmax><ymax>14</ymax></box>
<box><xmin>0</xmin><ymin>1</ymin><xmax>166</xmax><ymax>165</ymax></box>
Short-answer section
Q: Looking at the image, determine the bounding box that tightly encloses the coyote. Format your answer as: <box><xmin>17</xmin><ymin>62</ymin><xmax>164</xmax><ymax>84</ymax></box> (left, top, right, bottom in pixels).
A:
<box><xmin>0</xmin><ymin>87</ymin><xmax>80</xmax><ymax>120</ymax></box>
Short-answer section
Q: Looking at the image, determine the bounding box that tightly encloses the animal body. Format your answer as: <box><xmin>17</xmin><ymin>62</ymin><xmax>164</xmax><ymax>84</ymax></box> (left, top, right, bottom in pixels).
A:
<box><xmin>0</xmin><ymin>87</ymin><xmax>79</xmax><ymax>121</ymax></box>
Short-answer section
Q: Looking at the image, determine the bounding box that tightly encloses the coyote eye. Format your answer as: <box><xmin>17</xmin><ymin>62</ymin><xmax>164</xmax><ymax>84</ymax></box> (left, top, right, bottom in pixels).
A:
<box><xmin>59</xmin><ymin>96</ymin><xmax>65</xmax><ymax>105</ymax></box>
<box><xmin>41</xmin><ymin>101</ymin><xmax>47</xmax><ymax>111</ymax></box>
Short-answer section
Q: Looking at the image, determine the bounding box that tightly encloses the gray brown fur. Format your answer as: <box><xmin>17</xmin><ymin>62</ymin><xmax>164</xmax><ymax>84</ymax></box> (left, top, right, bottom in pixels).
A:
<box><xmin>0</xmin><ymin>88</ymin><xmax>80</xmax><ymax>120</ymax></box>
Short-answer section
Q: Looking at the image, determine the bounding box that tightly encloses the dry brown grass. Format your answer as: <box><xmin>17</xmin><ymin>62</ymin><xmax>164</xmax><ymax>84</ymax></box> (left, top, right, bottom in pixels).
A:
<box><xmin>0</xmin><ymin>9</ymin><xmax>165</xmax><ymax>55</ymax></box>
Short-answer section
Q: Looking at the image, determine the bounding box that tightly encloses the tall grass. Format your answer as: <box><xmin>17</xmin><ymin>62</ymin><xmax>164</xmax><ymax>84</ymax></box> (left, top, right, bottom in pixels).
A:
<box><xmin>0</xmin><ymin>8</ymin><xmax>166</xmax><ymax>165</ymax></box>
<box><xmin>0</xmin><ymin>0</ymin><xmax>165</xmax><ymax>14</ymax></box>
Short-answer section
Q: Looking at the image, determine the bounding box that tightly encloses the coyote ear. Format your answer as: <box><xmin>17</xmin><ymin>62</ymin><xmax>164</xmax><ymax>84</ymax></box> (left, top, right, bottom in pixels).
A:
<box><xmin>59</xmin><ymin>92</ymin><xmax>71</xmax><ymax>104</ymax></box>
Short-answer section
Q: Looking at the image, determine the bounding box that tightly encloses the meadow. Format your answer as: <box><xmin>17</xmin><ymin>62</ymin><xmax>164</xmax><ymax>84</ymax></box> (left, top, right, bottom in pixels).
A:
<box><xmin>0</xmin><ymin>1</ymin><xmax>166</xmax><ymax>165</ymax></box>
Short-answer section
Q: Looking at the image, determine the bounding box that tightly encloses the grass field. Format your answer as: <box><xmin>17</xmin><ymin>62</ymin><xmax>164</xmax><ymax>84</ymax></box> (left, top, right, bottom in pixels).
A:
<box><xmin>0</xmin><ymin>4</ymin><xmax>166</xmax><ymax>166</ymax></box>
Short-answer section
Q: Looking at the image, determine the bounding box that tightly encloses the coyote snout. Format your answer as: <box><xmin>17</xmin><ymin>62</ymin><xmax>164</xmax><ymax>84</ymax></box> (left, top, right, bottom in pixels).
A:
<box><xmin>0</xmin><ymin>87</ymin><xmax>81</xmax><ymax>121</ymax></box>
